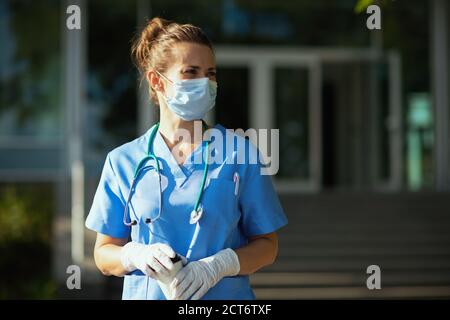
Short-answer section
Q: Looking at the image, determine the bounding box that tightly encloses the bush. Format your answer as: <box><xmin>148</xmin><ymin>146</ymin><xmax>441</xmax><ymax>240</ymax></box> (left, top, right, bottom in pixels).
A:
<box><xmin>0</xmin><ymin>184</ymin><xmax>56</xmax><ymax>299</ymax></box>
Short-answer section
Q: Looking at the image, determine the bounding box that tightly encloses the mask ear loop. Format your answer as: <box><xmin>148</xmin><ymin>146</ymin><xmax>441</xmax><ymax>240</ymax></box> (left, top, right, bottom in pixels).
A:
<box><xmin>154</xmin><ymin>70</ymin><xmax>174</xmax><ymax>103</ymax></box>
<box><xmin>154</xmin><ymin>70</ymin><xmax>174</xmax><ymax>85</ymax></box>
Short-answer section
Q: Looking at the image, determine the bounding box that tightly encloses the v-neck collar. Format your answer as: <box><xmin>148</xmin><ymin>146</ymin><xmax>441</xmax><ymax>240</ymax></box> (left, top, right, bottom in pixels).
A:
<box><xmin>153</xmin><ymin>127</ymin><xmax>209</xmax><ymax>186</ymax></box>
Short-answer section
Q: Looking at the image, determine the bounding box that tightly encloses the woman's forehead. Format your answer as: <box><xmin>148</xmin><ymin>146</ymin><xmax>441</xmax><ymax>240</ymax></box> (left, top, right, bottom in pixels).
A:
<box><xmin>171</xmin><ymin>42</ymin><xmax>215</xmax><ymax>67</ymax></box>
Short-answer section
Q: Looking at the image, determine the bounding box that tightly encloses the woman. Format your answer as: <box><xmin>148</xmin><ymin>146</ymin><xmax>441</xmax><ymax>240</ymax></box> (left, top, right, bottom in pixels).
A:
<box><xmin>85</xmin><ymin>17</ymin><xmax>287</xmax><ymax>300</ymax></box>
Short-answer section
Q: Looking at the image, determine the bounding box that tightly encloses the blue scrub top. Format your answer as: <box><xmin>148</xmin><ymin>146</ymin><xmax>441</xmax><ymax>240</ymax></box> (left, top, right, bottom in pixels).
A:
<box><xmin>85</xmin><ymin>123</ymin><xmax>288</xmax><ymax>300</ymax></box>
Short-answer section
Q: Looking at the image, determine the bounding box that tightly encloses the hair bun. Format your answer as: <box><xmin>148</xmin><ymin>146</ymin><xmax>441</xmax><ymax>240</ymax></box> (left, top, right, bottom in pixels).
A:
<box><xmin>132</xmin><ymin>17</ymin><xmax>170</xmax><ymax>74</ymax></box>
<box><xmin>142</xmin><ymin>17</ymin><xmax>170</xmax><ymax>46</ymax></box>
<box><xmin>131</xmin><ymin>17</ymin><xmax>213</xmax><ymax>106</ymax></box>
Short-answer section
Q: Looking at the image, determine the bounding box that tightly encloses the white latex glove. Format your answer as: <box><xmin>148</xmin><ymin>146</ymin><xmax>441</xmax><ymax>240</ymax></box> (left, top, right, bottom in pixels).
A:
<box><xmin>155</xmin><ymin>255</ymin><xmax>186</xmax><ymax>300</ymax></box>
<box><xmin>170</xmin><ymin>248</ymin><xmax>240</xmax><ymax>300</ymax></box>
<box><xmin>120</xmin><ymin>242</ymin><xmax>176</xmax><ymax>278</ymax></box>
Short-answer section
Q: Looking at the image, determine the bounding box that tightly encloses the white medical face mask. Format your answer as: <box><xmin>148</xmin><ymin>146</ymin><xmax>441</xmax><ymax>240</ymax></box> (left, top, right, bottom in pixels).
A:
<box><xmin>157</xmin><ymin>71</ymin><xmax>217</xmax><ymax>121</ymax></box>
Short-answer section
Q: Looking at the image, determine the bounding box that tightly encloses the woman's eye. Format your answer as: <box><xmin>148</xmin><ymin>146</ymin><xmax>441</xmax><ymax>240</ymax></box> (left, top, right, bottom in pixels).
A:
<box><xmin>208</xmin><ymin>71</ymin><xmax>217</xmax><ymax>77</ymax></box>
<box><xmin>184</xmin><ymin>69</ymin><xmax>196</xmax><ymax>74</ymax></box>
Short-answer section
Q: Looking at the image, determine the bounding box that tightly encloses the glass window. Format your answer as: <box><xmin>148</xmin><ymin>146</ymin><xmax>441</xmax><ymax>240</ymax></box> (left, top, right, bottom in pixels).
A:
<box><xmin>149</xmin><ymin>0</ymin><xmax>370</xmax><ymax>47</ymax></box>
<box><xmin>275</xmin><ymin>67</ymin><xmax>309</xmax><ymax>180</ymax></box>
<box><xmin>0</xmin><ymin>0</ymin><xmax>62</xmax><ymax>139</ymax></box>
<box><xmin>86</xmin><ymin>0</ymin><xmax>138</xmax><ymax>162</ymax></box>
<box><xmin>383</xmin><ymin>0</ymin><xmax>431</xmax><ymax>190</ymax></box>
<box><xmin>321</xmin><ymin>61</ymin><xmax>393</xmax><ymax>189</ymax></box>
<box><xmin>215</xmin><ymin>67</ymin><xmax>249</xmax><ymax>130</ymax></box>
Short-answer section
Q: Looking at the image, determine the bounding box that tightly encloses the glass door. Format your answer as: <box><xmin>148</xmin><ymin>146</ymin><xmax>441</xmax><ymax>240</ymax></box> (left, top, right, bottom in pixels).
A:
<box><xmin>273</xmin><ymin>61</ymin><xmax>322</xmax><ymax>192</ymax></box>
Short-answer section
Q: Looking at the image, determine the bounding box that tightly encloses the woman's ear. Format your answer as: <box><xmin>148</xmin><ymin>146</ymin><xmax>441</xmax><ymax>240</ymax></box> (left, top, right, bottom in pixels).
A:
<box><xmin>148</xmin><ymin>70</ymin><xmax>163</xmax><ymax>93</ymax></box>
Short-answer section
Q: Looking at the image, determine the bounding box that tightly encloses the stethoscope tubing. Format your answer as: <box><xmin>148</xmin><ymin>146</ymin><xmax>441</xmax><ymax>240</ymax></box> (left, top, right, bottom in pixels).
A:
<box><xmin>122</xmin><ymin>122</ymin><xmax>209</xmax><ymax>227</ymax></box>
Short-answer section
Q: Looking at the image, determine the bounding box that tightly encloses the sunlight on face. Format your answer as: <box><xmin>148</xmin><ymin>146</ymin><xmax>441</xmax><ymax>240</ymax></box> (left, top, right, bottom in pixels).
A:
<box><xmin>162</xmin><ymin>42</ymin><xmax>216</xmax><ymax>97</ymax></box>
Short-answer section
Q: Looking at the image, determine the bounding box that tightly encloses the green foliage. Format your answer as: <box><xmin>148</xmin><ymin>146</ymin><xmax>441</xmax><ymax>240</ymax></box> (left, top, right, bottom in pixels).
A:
<box><xmin>354</xmin><ymin>0</ymin><xmax>395</xmax><ymax>14</ymax></box>
<box><xmin>0</xmin><ymin>184</ymin><xmax>56</xmax><ymax>299</ymax></box>
<box><xmin>0</xmin><ymin>185</ymin><xmax>52</xmax><ymax>244</ymax></box>
<box><xmin>354</xmin><ymin>0</ymin><xmax>375</xmax><ymax>14</ymax></box>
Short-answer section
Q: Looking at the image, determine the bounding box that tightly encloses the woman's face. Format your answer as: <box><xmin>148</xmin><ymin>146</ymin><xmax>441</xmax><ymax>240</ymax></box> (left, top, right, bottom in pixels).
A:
<box><xmin>152</xmin><ymin>42</ymin><xmax>216</xmax><ymax>101</ymax></box>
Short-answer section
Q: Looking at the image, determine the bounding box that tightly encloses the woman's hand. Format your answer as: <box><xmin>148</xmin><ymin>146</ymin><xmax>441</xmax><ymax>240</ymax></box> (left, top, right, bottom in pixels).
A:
<box><xmin>168</xmin><ymin>232</ymin><xmax>278</xmax><ymax>300</ymax></box>
<box><xmin>170</xmin><ymin>248</ymin><xmax>240</xmax><ymax>300</ymax></box>
<box><xmin>120</xmin><ymin>242</ymin><xmax>177</xmax><ymax>278</ymax></box>
<box><xmin>93</xmin><ymin>233</ymin><xmax>181</xmax><ymax>280</ymax></box>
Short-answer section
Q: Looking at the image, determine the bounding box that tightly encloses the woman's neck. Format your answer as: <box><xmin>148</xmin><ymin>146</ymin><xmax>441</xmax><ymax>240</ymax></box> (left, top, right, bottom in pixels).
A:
<box><xmin>158</xmin><ymin>108</ymin><xmax>205</xmax><ymax>149</ymax></box>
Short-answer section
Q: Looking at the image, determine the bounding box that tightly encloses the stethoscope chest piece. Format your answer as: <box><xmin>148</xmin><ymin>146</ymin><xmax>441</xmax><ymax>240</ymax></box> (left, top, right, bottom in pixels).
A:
<box><xmin>189</xmin><ymin>207</ymin><xmax>203</xmax><ymax>224</ymax></box>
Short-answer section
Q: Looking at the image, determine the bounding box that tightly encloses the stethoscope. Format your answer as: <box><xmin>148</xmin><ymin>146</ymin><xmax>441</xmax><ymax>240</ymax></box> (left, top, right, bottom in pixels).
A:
<box><xmin>122</xmin><ymin>121</ymin><xmax>210</xmax><ymax>231</ymax></box>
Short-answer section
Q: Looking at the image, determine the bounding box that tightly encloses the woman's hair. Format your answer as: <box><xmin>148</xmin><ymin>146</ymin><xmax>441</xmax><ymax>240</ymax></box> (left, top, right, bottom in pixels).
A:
<box><xmin>131</xmin><ymin>17</ymin><xmax>213</xmax><ymax>105</ymax></box>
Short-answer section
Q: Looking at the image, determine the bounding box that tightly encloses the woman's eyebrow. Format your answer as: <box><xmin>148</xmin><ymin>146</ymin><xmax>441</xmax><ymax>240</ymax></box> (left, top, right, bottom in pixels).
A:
<box><xmin>183</xmin><ymin>65</ymin><xmax>216</xmax><ymax>70</ymax></box>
